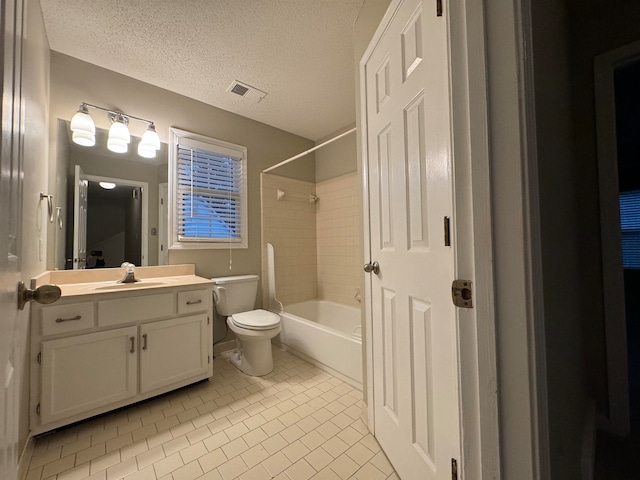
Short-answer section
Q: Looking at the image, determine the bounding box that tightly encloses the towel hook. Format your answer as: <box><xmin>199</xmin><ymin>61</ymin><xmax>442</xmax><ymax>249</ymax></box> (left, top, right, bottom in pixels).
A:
<box><xmin>39</xmin><ymin>193</ymin><xmax>53</xmax><ymax>223</ymax></box>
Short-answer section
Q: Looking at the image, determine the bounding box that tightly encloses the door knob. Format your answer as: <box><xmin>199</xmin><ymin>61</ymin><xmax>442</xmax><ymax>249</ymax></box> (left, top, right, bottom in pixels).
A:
<box><xmin>17</xmin><ymin>280</ymin><xmax>61</xmax><ymax>310</ymax></box>
<box><xmin>363</xmin><ymin>261</ymin><xmax>380</xmax><ymax>275</ymax></box>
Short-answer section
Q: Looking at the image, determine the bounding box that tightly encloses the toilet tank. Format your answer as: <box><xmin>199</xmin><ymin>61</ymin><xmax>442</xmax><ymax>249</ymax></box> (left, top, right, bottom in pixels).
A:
<box><xmin>211</xmin><ymin>275</ymin><xmax>259</xmax><ymax>316</ymax></box>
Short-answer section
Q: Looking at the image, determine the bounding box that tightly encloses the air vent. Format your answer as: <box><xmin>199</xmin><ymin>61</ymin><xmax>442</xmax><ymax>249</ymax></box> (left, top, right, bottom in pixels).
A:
<box><xmin>231</xmin><ymin>84</ymin><xmax>249</xmax><ymax>96</ymax></box>
<box><xmin>226</xmin><ymin>80</ymin><xmax>268</xmax><ymax>103</ymax></box>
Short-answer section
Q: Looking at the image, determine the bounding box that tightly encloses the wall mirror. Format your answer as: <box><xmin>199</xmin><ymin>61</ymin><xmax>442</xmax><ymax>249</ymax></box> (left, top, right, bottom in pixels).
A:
<box><xmin>53</xmin><ymin>120</ymin><xmax>169</xmax><ymax>269</ymax></box>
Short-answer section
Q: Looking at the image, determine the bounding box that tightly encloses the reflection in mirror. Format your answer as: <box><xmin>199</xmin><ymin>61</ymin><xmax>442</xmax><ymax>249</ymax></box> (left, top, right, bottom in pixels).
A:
<box><xmin>53</xmin><ymin>120</ymin><xmax>168</xmax><ymax>269</ymax></box>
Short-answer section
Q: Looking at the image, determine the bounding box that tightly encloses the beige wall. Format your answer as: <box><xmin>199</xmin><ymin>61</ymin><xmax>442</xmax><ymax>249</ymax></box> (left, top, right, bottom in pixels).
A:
<box><xmin>48</xmin><ymin>53</ymin><xmax>315</xmax><ymax>306</ymax></box>
<box><xmin>261</xmin><ymin>174</ymin><xmax>318</xmax><ymax>307</ymax></box>
<box><xmin>21</xmin><ymin>0</ymin><xmax>51</xmax><ymax>454</ymax></box>
<box><xmin>315</xmin><ymin>124</ymin><xmax>357</xmax><ymax>182</ymax></box>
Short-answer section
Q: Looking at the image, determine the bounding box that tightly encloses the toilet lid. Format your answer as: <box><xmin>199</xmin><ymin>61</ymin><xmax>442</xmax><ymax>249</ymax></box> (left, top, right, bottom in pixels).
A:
<box><xmin>231</xmin><ymin>309</ymin><xmax>280</xmax><ymax>330</ymax></box>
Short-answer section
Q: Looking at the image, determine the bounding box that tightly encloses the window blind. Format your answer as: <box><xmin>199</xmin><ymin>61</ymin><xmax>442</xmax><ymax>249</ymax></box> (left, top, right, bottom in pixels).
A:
<box><xmin>619</xmin><ymin>190</ymin><xmax>640</xmax><ymax>269</ymax></box>
<box><xmin>176</xmin><ymin>143</ymin><xmax>243</xmax><ymax>242</ymax></box>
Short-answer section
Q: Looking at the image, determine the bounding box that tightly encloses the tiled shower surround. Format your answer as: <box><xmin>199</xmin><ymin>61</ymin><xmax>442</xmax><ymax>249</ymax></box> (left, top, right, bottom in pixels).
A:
<box><xmin>261</xmin><ymin>172</ymin><xmax>362</xmax><ymax>308</ymax></box>
<box><xmin>315</xmin><ymin>173</ymin><xmax>362</xmax><ymax>308</ymax></box>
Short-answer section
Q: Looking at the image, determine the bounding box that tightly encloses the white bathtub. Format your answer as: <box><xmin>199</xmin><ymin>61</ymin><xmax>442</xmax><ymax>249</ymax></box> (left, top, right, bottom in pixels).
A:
<box><xmin>274</xmin><ymin>300</ymin><xmax>363</xmax><ymax>388</ymax></box>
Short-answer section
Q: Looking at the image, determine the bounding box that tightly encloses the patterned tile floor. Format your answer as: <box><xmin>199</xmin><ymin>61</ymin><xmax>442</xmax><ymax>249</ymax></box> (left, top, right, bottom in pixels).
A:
<box><xmin>26</xmin><ymin>348</ymin><xmax>398</xmax><ymax>480</ymax></box>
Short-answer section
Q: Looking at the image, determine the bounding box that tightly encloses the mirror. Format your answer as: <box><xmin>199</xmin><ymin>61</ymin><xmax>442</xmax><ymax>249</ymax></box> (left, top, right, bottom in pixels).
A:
<box><xmin>52</xmin><ymin>120</ymin><xmax>168</xmax><ymax>269</ymax></box>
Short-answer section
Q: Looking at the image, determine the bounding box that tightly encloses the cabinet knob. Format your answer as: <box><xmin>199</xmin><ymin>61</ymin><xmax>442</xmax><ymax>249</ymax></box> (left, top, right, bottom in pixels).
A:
<box><xmin>17</xmin><ymin>280</ymin><xmax>61</xmax><ymax>311</ymax></box>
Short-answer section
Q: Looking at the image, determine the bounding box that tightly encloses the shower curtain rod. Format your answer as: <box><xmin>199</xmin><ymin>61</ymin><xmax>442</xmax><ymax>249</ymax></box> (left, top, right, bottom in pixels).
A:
<box><xmin>262</xmin><ymin>127</ymin><xmax>356</xmax><ymax>174</ymax></box>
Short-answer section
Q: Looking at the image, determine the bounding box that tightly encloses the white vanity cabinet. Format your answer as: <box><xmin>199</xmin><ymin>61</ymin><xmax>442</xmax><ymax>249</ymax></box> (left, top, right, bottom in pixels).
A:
<box><xmin>30</xmin><ymin>281</ymin><xmax>213</xmax><ymax>434</ymax></box>
<box><xmin>139</xmin><ymin>314</ymin><xmax>209</xmax><ymax>393</ymax></box>
<box><xmin>40</xmin><ymin>326</ymin><xmax>138</xmax><ymax>424</ymax></box>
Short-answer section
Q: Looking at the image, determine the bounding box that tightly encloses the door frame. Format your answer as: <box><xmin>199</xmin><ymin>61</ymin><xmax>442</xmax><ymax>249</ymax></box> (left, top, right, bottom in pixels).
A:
<box><xmin>593</xmin><ymin>39</ymin><xmax>640</xmax><ymax>436</ymax></box>
<box><xmin>84</xmin><ymin>174</ymin><xmax>150</xmax><ymax>266</ymax></box>
<box><xmin>359</xmin><ymin>0</ymin><xmax>548</xmax><ymax>478</ymax></box>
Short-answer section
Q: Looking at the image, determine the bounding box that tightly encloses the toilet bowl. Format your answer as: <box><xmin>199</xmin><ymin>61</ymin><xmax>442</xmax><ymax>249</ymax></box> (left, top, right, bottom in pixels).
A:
<box><xmin>211</xmin><ymin>275</ymin><xmax>281</xmax><ymax>376</ymax></box>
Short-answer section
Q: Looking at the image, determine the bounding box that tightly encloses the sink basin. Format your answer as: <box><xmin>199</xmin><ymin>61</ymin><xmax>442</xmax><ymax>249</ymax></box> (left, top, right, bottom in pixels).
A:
<box><xmin>94</xmin><ymin>281</ymin><xmax>167</xmax><ymax>291</ymax></box>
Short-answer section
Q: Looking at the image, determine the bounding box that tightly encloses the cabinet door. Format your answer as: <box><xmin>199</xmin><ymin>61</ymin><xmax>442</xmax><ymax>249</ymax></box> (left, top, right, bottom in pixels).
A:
<box><xmin>41</xmin><ymin>326</ymin><xmax>138</xmax><ymax>424</ymax></box>
<box><xmin>140</xmin><ymin>314</ymin><xmax>209</xmax><ymax>394</ymax></box>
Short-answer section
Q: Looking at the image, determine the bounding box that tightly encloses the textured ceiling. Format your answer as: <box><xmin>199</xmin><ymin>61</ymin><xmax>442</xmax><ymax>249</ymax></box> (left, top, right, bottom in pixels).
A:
<box><xmin>41</xmin><ymin>0</ymin><xmax>365</xmax><ymax>141</ymax></box>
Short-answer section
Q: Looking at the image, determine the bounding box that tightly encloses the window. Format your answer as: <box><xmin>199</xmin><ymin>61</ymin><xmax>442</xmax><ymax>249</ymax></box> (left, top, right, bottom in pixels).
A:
<box><xmin>620</xmin><ymin>190</ymin><xmax>640</xmax><ymax>268</ymax></box>
<box><xmin>169</xmin><ymin>128</ymin><xmax>247</xmax><ymax>249</ymax></box>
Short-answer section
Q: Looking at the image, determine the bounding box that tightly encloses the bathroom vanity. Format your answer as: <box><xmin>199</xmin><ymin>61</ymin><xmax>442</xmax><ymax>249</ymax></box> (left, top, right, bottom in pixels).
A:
<box><xmin>29</xmin><ymin>265</ymin><xmax>214</xmax><ymax>434</ymax></box>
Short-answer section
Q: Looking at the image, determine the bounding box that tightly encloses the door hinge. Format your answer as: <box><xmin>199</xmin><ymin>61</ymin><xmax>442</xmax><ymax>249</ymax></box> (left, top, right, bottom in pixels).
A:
<box><xmin>208</xmin><ymin>356</ymin><xmax>211</xmax><ymax>364</ymax></box>
<box><xmin>437</xmin><ymin>0</ymin><xmax>443</xmax><ymax>16</ymax></box>
<box><xmin>452</xmin><ymin>280</ymin><xmax>473</xmax><ymax>308</ymax></box>
<box><xmin>37</xmin><ymin>352</ymin><xmax>42</xmax><ymax>365</ymax></box>
<box><xmin>207</xmin><ymin>316</ymin><xmax>210</xmax><ymax>325</ymax></box>
<box><xmin>36</xmin><ymin>403</ymin><xmax>41</xmax><ymax>416</ymax></box>
<box><xmin>451</xmin><ymin>458</ymin><xmax>458</xmax><ymax>480</ymax></box>
<box><xmin>444</xmin><ymin>216</ymin><xmax>451</xmax><ymax>246</ymax></box>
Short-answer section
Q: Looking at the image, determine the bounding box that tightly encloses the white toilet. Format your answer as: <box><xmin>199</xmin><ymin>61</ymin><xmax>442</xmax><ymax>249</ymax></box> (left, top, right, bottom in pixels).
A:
<box><xmin>211</xmin><ymin>275</ymin><xmax>281</xmax><ymax>376</ymax></box>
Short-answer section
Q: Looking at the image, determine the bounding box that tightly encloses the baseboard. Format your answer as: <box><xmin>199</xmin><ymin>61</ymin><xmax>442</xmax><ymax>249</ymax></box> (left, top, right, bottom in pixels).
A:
<box><xmin>213</xmin><ymin>339</ymin><xmax>236</xmax><ymax>357</ymax></box>
<box><xmin>18</xmin><ymin>435</ymin><xmax>35</xmax><ymax>480</ymax></box>
<box><xmin>582</xmin><ymin>399</ymin><xmax>597</xmax><ymax>480</ymax></box>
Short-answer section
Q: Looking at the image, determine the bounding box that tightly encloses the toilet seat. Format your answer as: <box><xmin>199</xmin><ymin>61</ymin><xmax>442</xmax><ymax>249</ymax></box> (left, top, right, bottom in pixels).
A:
<box><xmin>231</xmin><ymin>309</ymin><xmax>280</xmax><ymax>331</ymax></box>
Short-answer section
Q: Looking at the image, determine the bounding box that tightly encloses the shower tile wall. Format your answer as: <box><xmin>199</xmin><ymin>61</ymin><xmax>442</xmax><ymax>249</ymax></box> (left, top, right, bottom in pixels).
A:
<box><xmin>315</xmin><ymin>172</ymin><xmax>362</xmax><ymax>307</ymax></box>
<box><xmin>261</xmin><ymin>173</ymin><xmax>318</xmax><ymax>306</ymax></box>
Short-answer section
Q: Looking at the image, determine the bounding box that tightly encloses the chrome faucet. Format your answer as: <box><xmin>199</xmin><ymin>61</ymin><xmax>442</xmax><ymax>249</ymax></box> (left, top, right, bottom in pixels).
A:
<box><xmin>118</xmin><ymin>262</ymin><xmax>139</xmax><ymax>284</ymax></box>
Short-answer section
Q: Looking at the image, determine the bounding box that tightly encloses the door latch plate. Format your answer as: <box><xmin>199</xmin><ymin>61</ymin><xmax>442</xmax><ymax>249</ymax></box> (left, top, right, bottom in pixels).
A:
<box><xmin>452</xmin><ymin>280</ymin><xmax>473</xmax><ymax>308</ymax></box>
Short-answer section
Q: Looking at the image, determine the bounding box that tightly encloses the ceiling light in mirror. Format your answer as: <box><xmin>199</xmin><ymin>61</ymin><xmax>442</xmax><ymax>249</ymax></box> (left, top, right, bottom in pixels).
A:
<box><xmin>99</xmin><ymin>182</ymin><xmax>116</xmax><ymax>190</ymax></box>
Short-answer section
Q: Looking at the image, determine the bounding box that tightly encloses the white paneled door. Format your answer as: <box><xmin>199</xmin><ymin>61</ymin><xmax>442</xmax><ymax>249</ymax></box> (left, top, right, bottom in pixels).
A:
<box><xmin>0</xmin><ymin>0</ymin><xmax>25</xmax><ymax>478</ymax></box>
<box><xmin>72</xmin><ymin>165</ymin><xmax>88</xmax><ymax>269</ymax></box>
<box><xmin>364</xmin><ymin>0</ymin><xmax>461</xmax><ymax>478</ymax></box>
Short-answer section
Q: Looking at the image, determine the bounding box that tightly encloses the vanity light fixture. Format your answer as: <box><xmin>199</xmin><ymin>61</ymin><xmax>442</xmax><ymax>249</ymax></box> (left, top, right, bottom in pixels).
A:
<box><xmin>70</xmin><ymin>103</ymin><xmax>161</xmax><ymax>158</ymax></box>
<box><xmin>99</xmin><ymin>182</ymin><xmax>116</xmax><ymax>190</ymax></box>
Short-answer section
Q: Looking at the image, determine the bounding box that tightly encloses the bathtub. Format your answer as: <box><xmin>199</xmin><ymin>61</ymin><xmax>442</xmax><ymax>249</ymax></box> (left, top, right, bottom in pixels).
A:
<box><xmin>274</xmin><ymin>300</ymin><xmax>363</xmax><ymax>388</ymax></box>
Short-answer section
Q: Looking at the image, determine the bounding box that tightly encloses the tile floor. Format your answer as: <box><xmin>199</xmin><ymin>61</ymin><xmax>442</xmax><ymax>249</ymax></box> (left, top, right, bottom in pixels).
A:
<box><xmin>26</xmin><ymin>348</ymin><xmax>398</xmax><ymax>480</ymax></box>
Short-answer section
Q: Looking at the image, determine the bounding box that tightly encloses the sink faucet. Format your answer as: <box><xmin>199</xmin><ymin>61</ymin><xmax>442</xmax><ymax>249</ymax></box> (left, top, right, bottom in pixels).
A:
<box><xmin>118</xmin><ymin>262</ymin><xmax>139</xmax><ymax>284</ymax></box>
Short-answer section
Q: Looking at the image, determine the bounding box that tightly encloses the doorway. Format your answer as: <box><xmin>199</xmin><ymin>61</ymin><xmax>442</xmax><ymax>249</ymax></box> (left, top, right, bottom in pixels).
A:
<box><xmin>595</xmin><ymin>41</ymin><xmax>640</xmax><ymax>477</ymax></box>
<box><xmin>67</xmin><ymin>174</ymin><xmax>149</xmax><ymax>268</ymax></box>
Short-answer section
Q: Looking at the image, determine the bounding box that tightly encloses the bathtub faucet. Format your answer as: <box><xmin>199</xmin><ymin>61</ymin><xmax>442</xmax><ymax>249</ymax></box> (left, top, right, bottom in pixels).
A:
<box><xmin>118</xmin><ymin>262</ymin><xmax>139</xmax><ymax>284</ymax></box>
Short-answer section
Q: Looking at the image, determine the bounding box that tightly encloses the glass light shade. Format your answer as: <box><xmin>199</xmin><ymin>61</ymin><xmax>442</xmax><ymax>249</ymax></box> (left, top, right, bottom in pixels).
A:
<box><xmin>108</xmin><ymin>120</ymin><xmax>131</xmax><ymax>144</ymax></box>
<box><xmin>72</xmin><ymin>131</ymin><xmax>95</xmax><ymax>147</ymax></box>
<box><xmin>140</xmin><ymin>127</ymin><xmax>161</xmax><ymax>150</ymax></box>
<box><xmin>107</xmin><ymin>137</ymin><xmax>128</xmax><ymax>154</ymax></box>
<box><xmin>99</xmin><ymin>182</ymin><xmax>116</xmax><ymax>190</ymax></box>
<box><xmin>137</xmin><ymin>143</ymin><xmax>157</xmax><ymax>158</ymax></box>
<box><xmin>70</xmin><ymin>110</ymin><xmax>95</xmax><ymax>135</ymax></box>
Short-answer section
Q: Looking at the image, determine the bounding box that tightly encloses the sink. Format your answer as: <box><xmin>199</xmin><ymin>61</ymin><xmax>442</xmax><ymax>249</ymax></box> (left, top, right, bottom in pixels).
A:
<box><xmin>94</xmin><ymin>281</ymin><xmax>167</xmax><ymax>291</ymax></box>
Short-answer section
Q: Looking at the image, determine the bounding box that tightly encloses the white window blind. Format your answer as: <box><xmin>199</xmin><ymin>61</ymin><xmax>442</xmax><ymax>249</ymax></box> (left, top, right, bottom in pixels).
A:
<box><xmin>175</xmin><ymin>136</ymin><xmax>245</xmax><ymax>243</ymax></box>
<box><xmin>620</xmin><ymin>190</ymin><xmax>640</xmax><ymax>269</ymax></box>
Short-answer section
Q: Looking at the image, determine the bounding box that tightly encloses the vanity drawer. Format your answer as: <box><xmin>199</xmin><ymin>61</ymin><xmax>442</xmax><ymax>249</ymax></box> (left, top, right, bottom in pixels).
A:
<box><xmin>42</xmin><ymin>302</ymin><xmax>95</xmax><ymax>336</ymax></box>
<box><xmin>177</xmin><ymin>290</ymin><xmax>210</xmax><ymax>315</ymax></box>
<box><xmin>98</xmin><ymin>293</ymin><xmax>174</xmax><ymax>327</ymax></box>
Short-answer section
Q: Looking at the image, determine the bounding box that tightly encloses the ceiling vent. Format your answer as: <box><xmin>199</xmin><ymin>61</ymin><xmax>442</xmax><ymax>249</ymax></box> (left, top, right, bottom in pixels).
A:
<box><xmin>227</xmin><ymin>80</ymin><xmax>267</xmax><ymax>103</ymax></box>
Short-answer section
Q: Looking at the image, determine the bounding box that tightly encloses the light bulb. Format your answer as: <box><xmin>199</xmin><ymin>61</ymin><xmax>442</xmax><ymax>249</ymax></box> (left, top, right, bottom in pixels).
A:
<box><xmin>107</xmin><ymin>137</ymin><xmax>128</xmax><ymax>154</ymax></box>
<box><xmin>70</xmin><ymin>104</ymin><xmax>95</xmax><ymax>146</ymax></box>
<box><xmin>140</xmin><ymin>124</ymin><xmax>161</xmax><ymax>150</ymax></box>
<box><xmin>108</xmin><ymin>118</ymin><xmax>130</xmax><ymax>145</ymax></box>
<box><xmin>72</xmin><ymin>131</ymin><xmax>95</xmax><ymax>147</ymax></box>
<box><xmin>99</xmin><ymin>182</ymin><xmax>116</xmax><ymax>189</ymax></box>
<box><xmin>137</xmin><ymin>144</ymin><xmax>156</xmax><ymax>158</ymax></box>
